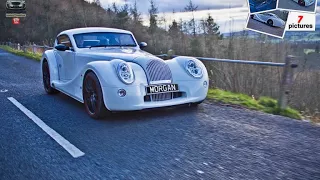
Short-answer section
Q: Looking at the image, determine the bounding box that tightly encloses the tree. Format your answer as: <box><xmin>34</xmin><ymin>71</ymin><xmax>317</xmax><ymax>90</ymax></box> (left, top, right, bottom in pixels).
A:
<box><xmin>168</xmin><ymin>20</ymin><xmax>181</xmax><ymax>53</ymax></box>
<box><xmin>130</xmin><ymin>0</ymin><xmax>142</xmax><ymax>25</ymax></box>
<box><xmin>92</xmin><ymin>0</ymin><xmax>101</xmax><ymax>6</ymax></box>
<box><xmin>201</xmin><ymin>14</ymin><xmax>222</xmax><ymax>57</ymax></box>
<box><xmin>111</xmin><ymin>3</ymin><xmax>130</xmax><ymax>29</ymax></box>
<box><xmin>148</xmin><ymin>0</ymin><xmax>158</xmax><ymax>53</ymax></box>
<box><xmin>184</xmin><ymin>0</ymin><xmax>198</xmax><ymax>37</ymax></box>
<box><xmin>149</xmin><ymin>0</ymin><xmax>158</xmax><ymax>33</ymax></box>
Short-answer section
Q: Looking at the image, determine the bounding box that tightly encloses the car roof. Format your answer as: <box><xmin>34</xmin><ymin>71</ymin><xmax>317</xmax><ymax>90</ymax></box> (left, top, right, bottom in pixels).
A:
<box><xmin>58</xmin><ymin>27</ymin><xmax>132</xmax><ymax>37</ymax></box>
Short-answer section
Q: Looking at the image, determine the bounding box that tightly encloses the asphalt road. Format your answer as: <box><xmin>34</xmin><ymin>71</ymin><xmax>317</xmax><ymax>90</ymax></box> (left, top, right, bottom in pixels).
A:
<box><xmin>247</xmin><ymin>18</ymin><xmax>285</xmax><ymax>37</ymax></box>
<box><xmin>278</xmin><ymin>0</ymin><xmax>316</xmax><ymax>12</ymax></box>
<box><xmin>1</xmin><ymin>49</ymin><xmax>320</xmax><ymax>179</ymax></box>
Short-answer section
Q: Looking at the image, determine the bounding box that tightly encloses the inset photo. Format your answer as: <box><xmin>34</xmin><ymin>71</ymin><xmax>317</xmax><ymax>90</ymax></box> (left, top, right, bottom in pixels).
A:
<box><xmin>249</xmin><ymin>0</ymin><xmax>278</xmax><ymax>13</ymax></box>
<box><xmin>247</xmin><ymin>10</ymin><xmax>289</xmax><ymax>38</ymax></box>
<box><xmin>278</xmin><ymin>0</ymin><xmax>317</xmax><ymax>13</ymax></box>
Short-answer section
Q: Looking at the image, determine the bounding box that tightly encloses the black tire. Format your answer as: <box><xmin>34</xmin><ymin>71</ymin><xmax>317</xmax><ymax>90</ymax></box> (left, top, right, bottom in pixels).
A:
<box><xmin>42</xmin><ymin>61</ymin><xmax>59</xmax><ymax>94</ymax></box>
<box><xmin>251</xmin><ymin>15</ymin><xmax>254</xmax><ymax>19</ymax></box>
<box><xmin>83</xmin><ymin>72</ymin><xmax>110</xmax><ymax>119</ymax></box>
<box><xmin>298</xmin><ymin>0</ymin><xmax>305</xmax><ymax>6</ymax></box>
<box><xmin>267</xmin><ymin>19</ymin><xmax>273</xmax><ymax>26</ymax></box>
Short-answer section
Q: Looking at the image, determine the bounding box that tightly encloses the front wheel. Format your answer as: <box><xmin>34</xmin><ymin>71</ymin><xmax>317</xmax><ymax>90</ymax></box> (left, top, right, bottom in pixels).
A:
<box><xmin>83</xmin><ymin>72</ymin><xmax>110</xmax><ymax>119</ymax></box>
<box><xmin>298</xmin><ymin>0</ymin><xmax>305</xmax><ymax>6</ymax></box>
<box><xmin>267</xmin><ymin>19</ymin><xmax>273</xmax><ymax>26</ymax></box>
<box><xmin>42</xmin><ymin>61</ymin><xmax>59</xmax><ymax>94</ymax></box>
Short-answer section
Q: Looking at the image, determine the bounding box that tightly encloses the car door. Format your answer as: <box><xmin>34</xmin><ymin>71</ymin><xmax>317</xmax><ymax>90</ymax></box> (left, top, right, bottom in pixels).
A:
<box><xmin>54</xmin><ymin>34</ymin><xmax>75</xmax><ymax>81</ymax></box>
<box><xmin>260</xmin><ymin>13</ymin><xmax>270</xmax><ymax>22</ymax></box>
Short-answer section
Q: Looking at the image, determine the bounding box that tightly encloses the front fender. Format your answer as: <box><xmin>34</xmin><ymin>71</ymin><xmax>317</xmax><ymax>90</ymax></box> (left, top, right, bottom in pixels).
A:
<box><xmin>41</xmin><ymin>50</ymin><xmax>59</xmax><ymax>83</ymax></box>
<box><xmin>166</xmin><ymin>56</ymin><xmax>209</xmax><ymax>82</ymax></box>
<box><xmin>81</xmin><ymin>60</ymin><xmax>148</xmax><ymax>88</ymax></box>
<box><xmin>80</xmin><ymin>60</ymin><xmax>148</xmax><ymax>110</ymax></box>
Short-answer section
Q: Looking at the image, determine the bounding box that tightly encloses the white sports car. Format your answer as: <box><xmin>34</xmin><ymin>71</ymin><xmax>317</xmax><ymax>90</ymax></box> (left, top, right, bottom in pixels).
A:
<box><xmin>251</xmin><ymin>13</ymin><xmax>286</xmax><ymax>28</ymax></box>
<box><xmin>41</xmin><ymin>27</ymin><xmax>209</xmax><ymax>119</ymax></box>
<box><xmin>292</xmin><ymin>0</ymin><xmax>315</xmax><ymax>6</ymax></box>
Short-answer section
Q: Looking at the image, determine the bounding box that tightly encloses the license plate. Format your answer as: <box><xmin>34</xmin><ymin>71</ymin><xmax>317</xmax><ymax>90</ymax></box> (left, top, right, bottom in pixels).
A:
<box><xmin>146</xmin><ymin>84</ymin><xmax>179</xmax><ymax>95</ymax></box>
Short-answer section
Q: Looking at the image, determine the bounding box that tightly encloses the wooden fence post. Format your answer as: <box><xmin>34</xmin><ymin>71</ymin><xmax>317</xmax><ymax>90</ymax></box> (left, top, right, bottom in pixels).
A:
<box><xmin>32</xmin><ymin>44</ymin><xmax>36</xmax><ymax>53</ymax></box>
<box><xmin>278</xmin><ymin>55</ymin><xmax>298</xmax><ymax>110</ymax></box>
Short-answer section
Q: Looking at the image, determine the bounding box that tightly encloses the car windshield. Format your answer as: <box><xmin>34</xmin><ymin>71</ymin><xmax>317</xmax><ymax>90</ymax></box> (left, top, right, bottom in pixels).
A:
<box><xmin>73</xmin><ymin>32</ymin><xmax>137</xmax><ymax>48</ymax></box>
<box><xmin>270</xmin><ymin>14</ymin><xmax>278</xmax><ymax>18</ymax></box>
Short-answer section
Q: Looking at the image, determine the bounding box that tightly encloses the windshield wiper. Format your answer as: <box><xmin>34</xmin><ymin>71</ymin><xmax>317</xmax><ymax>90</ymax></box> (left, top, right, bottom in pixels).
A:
<box><xmin>88</xmin><ymin>44</ymin><xmax>136</xmax><ymax>49</ymax></box>
<box><xmin>89</xmin><ymin>45</ymin><xmax>109</xmax><ymax>49</ymax></box>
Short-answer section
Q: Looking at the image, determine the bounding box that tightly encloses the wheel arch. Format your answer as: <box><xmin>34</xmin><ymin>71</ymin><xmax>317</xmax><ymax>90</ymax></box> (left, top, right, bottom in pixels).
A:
<box><xmin>81</xmin><ymin>68</ymin><xmax>111</xmax><ymax>111</ymax></box>
<box><xmin>41</xmin><ymin>50</ymin><xmax>59</xmax><ymax>85</ymax></box>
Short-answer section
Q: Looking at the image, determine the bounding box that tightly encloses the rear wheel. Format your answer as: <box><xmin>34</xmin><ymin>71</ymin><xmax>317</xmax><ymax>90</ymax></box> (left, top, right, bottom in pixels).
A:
<box><xmin>298</xmin><ymin>0</ymin><xmax>305</xmax><ymax>6</ymax></box>
<box><xmin>83</xmin><ymin>72</ymin><xmax>110</xmax><ymax>119</ymax></box>
<box><xmin>42</xmin><ymin>61</ymin><xmax>59</xmax><ymax>94</ymax></box>
<box><xmin>267</xmin><ymin>19</ymin><xmax>273</xmax><ymax>26</ymax></box>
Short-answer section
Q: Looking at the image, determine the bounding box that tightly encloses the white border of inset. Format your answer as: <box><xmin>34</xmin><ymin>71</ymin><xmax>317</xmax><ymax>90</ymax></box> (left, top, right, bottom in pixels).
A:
<box><xmin>247</xmin><ymin>0</ymin><xmax>279</xmax><ymax>14</ymax></box>
<box><xmin>245</xmin><ymin>11</ymin><xmax>288</xmax><ymax>39</ymax></box>
<box><xmin>276</xmin><ymin>0</ymin><xmax>318</xmax><ymax>13</ymax></box>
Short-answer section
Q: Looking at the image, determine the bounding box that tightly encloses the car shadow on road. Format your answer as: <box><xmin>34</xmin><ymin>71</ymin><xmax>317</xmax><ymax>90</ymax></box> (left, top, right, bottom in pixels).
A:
<box><xmin>54</xmin><ymin>92</ymin><xmax>202</xmax><ymax>122</ymax></box>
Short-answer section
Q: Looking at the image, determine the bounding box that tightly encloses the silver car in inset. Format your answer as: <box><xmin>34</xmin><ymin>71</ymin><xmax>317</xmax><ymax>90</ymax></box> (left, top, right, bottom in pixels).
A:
<box><xmin>6</xmin><ymin>0</ymin><xmax>26</xmax><ymax>10</ymax></box>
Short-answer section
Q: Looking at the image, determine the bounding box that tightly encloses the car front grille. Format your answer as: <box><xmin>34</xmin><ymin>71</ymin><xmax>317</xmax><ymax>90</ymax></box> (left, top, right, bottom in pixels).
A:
<box><xmin>144</xmin><ymin>92</ymin><xmax>183</xmax><ymax>102</ymax></box>
<box><xmin>12</xmin><ymin>2</ymin><xmax>21</xmax><ymax>5</ymax></box>
<box><xmin>144</xmin><ymin>59</ymin><xmax>175</xmax><ymax>102</ymax></box>
<box><xmin>146</xmin><ymin>59</ymin><xmax>172</xmax><ymax>83</ymax></box>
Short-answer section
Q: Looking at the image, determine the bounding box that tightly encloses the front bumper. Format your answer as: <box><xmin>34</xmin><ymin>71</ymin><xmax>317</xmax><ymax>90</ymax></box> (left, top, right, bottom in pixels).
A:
<box><xmin>102</xmin><ymin>80</ymin><xmax>208</xmax><ymax>111</ymax></box>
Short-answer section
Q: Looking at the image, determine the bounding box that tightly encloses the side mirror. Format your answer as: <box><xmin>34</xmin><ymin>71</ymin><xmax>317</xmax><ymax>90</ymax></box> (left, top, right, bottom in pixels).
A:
<box><xmin>55</xmin><ymin>44</ymin><xmax>69</xmax><ymax>51</ymax></box>
<box><xmin>139</xmin><ymin>42</ymin><xmax>147</xmax><ymax>49</ymax></box>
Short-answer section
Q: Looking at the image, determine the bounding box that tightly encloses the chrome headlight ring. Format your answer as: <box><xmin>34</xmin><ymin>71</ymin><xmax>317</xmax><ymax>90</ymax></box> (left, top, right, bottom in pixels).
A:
<box><xmin>185</xmin><ymin>60</ymin><xmax>203</xmax><ymax>78</ymax></box>
<box><xmin>117</xmin><ymin>62</ymin><xmax>135</xmax><ymax>84</ymax></box>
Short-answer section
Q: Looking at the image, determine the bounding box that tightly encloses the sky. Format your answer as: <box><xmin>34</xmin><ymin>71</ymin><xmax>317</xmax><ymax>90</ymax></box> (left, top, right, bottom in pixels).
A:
<box><xmin>88</xmin><ymin>0</ymin><xmax>320</xmax><ymax>33</ymax></box>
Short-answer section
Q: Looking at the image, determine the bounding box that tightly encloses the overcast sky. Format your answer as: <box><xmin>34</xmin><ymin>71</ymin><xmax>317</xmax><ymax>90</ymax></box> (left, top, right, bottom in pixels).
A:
<box><xmin>88</xmin><ymin>0</ymin><xmax>319</xmax><ymax>33</ymax></box>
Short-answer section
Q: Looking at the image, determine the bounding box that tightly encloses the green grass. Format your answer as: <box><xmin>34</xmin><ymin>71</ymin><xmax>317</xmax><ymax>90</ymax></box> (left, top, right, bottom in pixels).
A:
<box><xmin>207</xmin><ymin>89</ymin><xmax>302</xmax><ymax>120</ymax></box>
<box><xmin>0</xmin><ymin>45</ymin><xmax>42</xmax><ymax>61</ymax></box>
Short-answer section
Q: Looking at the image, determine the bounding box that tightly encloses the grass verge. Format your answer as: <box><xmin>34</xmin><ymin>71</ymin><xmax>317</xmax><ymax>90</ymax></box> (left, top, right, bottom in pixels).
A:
<box><xmin>0</xmin><ymin>45</ymin><xmax>42</xmax><ymax>61</ymax></box>
<box><xmin>207</xmin><ymin>89</ymin><xmax>302</xmax><ymax>120</ymax></box>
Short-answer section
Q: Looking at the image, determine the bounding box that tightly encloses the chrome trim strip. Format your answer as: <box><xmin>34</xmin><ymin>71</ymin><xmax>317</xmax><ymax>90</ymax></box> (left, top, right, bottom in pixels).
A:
<box><xmin>150</xmin><ymin>80</ymin><xmax>172</xmax><ymax>84</ymax></box>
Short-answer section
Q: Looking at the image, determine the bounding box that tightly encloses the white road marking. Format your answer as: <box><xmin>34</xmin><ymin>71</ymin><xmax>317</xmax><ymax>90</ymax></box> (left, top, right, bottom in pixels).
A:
<box><xmin>7</xmin><ymin>97</ymin><xmax>85</xmax><ymax>158</ymax></box>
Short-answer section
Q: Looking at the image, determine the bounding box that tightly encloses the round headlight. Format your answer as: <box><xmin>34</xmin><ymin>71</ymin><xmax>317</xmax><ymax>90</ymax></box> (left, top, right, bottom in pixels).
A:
<box><xmin>185</xmin><ymin>60</ymin><xmax>203</xmax><ymax>78</ymax></box>
<box><xmin>117</xmin><ymin>62</ymin><xmax>135</xmax><ymax>84</ymax></box>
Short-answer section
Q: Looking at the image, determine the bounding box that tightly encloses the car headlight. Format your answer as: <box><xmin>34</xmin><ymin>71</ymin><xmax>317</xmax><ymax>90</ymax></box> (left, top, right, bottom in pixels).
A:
<box><xmin>117</xmin><ymin>62</ymin><xmax>135</xmax><ymax>84</ymax></box>
<box><xmin>185</xmin><ymin>60</ymin><xmax>203</xmax><ymax>78</ymax></box>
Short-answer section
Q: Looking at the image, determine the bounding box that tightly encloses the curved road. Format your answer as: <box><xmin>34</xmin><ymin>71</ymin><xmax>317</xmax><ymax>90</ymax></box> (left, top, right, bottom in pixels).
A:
<box><xmin>0</xmin><ymin>49</ymin><xmax>320</xmax><ymax>179</ymax></box>
<box><xmin>247</xmin><ymin>18</ymin><xmax>285</xmax><ymax>37</ymax></box>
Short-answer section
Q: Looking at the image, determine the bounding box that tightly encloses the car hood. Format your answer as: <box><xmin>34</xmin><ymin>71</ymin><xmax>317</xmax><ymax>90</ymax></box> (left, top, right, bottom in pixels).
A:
<box><xmin>76</xmin><ymin>47</ymin><xmax>166</xmax><ymax>70</ymax></box>
<box><xmin>77</xmin><ymin>48</ymin><xmax>159</xmax><ymax>61</ymax></box>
